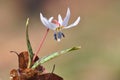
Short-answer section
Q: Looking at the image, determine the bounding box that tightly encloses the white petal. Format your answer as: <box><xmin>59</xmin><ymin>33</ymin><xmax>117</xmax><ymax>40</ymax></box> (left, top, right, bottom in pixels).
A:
<box><xmin>62</xmin><ymin>8</ymin><xmax>70</xmax><ymax>26</ymax></box>
<box><xmin>64</xmin><ymin>17</ymin><xmax>80</xmax><ymax>29</ymax></box>
<box><xmin>48</xmin><ymin>22</ymin><xmax>57</xmax><ymax>30</ymax></box>
<box><xmin>40</xmin><ymin>13</ymin><xmax>57</xmax><ymax>30</ymax></box>
<box><xmin>43</xmin><ymin>17</ymin><xmax>57</xmax><ymax>30</ymax></box>
<box><xmin>58</xmin><ymin>14</ymin><xmax>63</xmax><ymax>25</ymax></box>
<box><xmin>40</xmin><ymin>13</ymin><xmax>48</xmax><ymax>27</ymax></box>
<box><xmin>49</xmin><ymin>17</ymin><xmax>54</xmax><ymax>22</ymax></box>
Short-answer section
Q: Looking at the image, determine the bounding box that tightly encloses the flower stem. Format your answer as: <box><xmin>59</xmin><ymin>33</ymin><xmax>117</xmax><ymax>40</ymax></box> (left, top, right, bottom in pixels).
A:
<box><xmin>33</xmin><ymin>28</ymin><xmax>49</xmax><ymax>61</ymax></box>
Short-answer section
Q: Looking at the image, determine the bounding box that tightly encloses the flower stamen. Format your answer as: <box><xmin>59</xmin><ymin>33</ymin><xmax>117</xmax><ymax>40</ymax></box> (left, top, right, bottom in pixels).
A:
<box><xmin>54</xmin><ymin>31</ymin><xmax>65</xmax><ymax>42</ymax></box>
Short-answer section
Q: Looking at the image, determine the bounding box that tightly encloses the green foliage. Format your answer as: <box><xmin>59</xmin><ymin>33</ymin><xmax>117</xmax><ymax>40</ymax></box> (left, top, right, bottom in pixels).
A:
<box><xmin>32</xmin><ymin>46</ymin><xmax>81</xmax><ymax>69</ymax></box>
<box><xmin>26</xmin><ymin>18</ymin><xmax>34</xmax><ymax>68</ymax></box>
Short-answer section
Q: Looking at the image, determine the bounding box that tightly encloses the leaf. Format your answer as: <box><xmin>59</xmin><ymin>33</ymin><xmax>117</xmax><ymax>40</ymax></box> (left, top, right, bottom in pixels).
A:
<box><xmin>38</xmin><ymin>73</ymin><xmax>63</xmax><ymax>80</ymax></box>
<box><xmin>18</xmin><ymin>51</ymin><xmax>29</xmax><ymax>70</ymax></box>
<box><xmin>32</xmin><ymin>46</ymin><xmax>81</xmax><ymax>69</ymax></box>
<box><xmin>26</xmin><ymin>18</ymin><xmax>34</xmax><ymax>68</ymax></box>
<box><xmin>10</xmin><ymin>69</ymin><xmax>63</xmax><ymax>80</ymax></box>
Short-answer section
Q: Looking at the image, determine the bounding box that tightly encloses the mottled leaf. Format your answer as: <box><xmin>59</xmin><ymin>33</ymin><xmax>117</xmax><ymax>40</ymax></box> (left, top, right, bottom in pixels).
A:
<box><xmin>32</xmin><ymin>46</ymin><xmax>81</xmax><ymax>69</ymax></box>
<box><xmin>26</xmin><ymin>18</ymin><xmax>34</xmax><ymax>68</ymax></box>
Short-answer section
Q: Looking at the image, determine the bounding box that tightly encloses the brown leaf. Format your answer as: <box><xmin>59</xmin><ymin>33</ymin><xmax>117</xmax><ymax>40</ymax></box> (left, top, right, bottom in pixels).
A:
<box><xmin>18</xmin><ymin>51</ymin><xmax>29</xmax><ymax>70</ymax></box>
<box><xmin>10</xmin><ymin>51</ymin><xmax>63</xmax><ymax>80</ymax></box>
<box><xmin>16</xmin><ymin>51</ymin><xmax>43</xmax><ymax>71</ymax></box>
<box><xmin>38</xmin><ymin>73</ymin><xmax>63</xmax><ymax>80</ymax></box>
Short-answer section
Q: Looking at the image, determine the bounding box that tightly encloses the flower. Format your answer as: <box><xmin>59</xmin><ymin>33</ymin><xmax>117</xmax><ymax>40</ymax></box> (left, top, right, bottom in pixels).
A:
<box><xmin>40</xmin><ymin>8</ymin><xmax>80</xmax><ymax>41</ymax></box>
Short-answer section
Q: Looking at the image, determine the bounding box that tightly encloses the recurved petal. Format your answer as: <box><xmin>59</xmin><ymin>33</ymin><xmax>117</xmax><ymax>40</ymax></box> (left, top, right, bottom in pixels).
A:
<box><xmin>43</xmin><ymin>18</ymin><xmax>57</xmax><ymax>30</ymax></box>
<box><xmin>49</xmin><ymin>17</ymin><xmax>54</xmax><ymax>22</ymax></box>
<box><xmin>62</xmin><ymin>8</ymin><xmax>70</xmax><ymax>26</ymax></box>
<box><xmin>64</xmin><ymin>16</ymin><xmax>80</xmax><ymax>29</ymax></box>
<box><xmin>40</xmin><ymin>13</ymin><xmax>57</xmax><ymax>30</ymax></box>
<box><xmin>44</xmin><ymin>17</ymin><xmax>56</xmax><ymax>30</ymax></box>
<box><xmin>48</xmin><ymin>22</ymin><xmax>57</xmax><ymax>30</ymax></box>
<box><xmin>58</xmin><ymin>14</ymin><xmax>63</xmax><ymax>25</ymax></box>
<box><xmin>40</xmin><ymin>13</ymin><xmax>48</xmax><ymax>27</ymax></box>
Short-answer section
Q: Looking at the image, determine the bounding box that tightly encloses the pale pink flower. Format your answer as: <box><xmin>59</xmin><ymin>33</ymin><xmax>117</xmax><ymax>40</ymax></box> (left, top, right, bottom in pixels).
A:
<box><xmin>40</xmin><ymin>8</ymin><xmax>80</xmax><ymax>41</ymax></box>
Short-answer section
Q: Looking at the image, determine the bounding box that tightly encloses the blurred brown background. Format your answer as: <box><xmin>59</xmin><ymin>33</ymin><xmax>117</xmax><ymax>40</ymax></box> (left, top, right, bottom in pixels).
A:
<box><xmin>0</xmin><ymin>0</ymin><xmax>120</xmax><ymax>80</ymax></box>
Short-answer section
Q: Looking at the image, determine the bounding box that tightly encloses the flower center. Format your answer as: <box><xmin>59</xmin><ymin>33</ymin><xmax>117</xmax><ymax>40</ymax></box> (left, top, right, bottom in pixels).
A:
<box><xmin>55</xmin><ymin>26</ymin><xmax>64</xmax><ymax>32</ymax></box>
<box><xmin>52</xmin><ymin>19</ymin><xmax>64</xmax><ymax>32</ymax></box>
